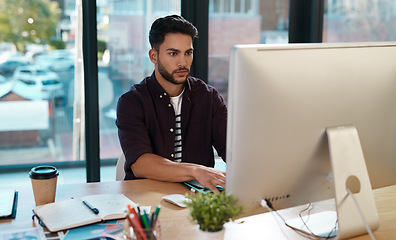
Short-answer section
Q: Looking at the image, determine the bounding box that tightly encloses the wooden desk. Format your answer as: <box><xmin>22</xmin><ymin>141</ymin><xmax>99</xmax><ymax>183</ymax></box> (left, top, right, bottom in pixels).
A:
<box><xmin>1</xmin><ymin>180</ymin><xmax>395</xmax><ymax>239</ymax></box>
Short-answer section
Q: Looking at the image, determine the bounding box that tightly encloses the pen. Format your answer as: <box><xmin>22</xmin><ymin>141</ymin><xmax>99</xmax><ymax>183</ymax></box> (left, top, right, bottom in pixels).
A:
<box><xmin>129</xmin><ymin>205</ymin><xmax>141</xmax><ymax>220</ymax></box>
<box><xmin>141</xmin><ymin>210</ymin><xmax>150</xmax><ymax>229</ymax></box>
<box><xmin>136</xmin><ymin>205</ymin><xmax>141</xmax><ymax>215</ymax></box>
<box><xmin>82</xmin><ymin>200</ymin><xmax>99</xmax><ymax>214</ymax></box>
<box><xmin>153</xmin><ymin>205</ymin><xmax>160</xmax><ymax>218</ymax></box>
<box><xmin>150</xmin><ymin>205</ymin><xmax>161</xmax><ymax>228</ymax></box>
<box><xmin>125</xmin><ymin>213</ymin><xmax>145</xmax><ymax>240</ymax></box>
<box><xmin>139</xmin><ymin>210</ymin><xmax>152</xmax><ymax>238</ymax></box>
<box><xmin>127</xmin><ymin>204</ymin><xmax>134</xmax><ymax>214</ymax></box>
<box><xmin>130</xmin><ymin>212</ymin><xmax>150</xmax><ymax>240</ymax></box>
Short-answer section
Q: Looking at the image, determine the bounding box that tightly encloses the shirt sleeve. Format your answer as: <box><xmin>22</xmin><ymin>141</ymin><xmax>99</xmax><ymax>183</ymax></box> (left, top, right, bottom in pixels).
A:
<box><xmin>211</xmin><ymin>87</ymin><xmax>227</xmax><ymax>161</ymax></box>
<box><xmin>116</xmin><ymin>91</ymin><xmax>153</xmax><ymax>177</ymax></box>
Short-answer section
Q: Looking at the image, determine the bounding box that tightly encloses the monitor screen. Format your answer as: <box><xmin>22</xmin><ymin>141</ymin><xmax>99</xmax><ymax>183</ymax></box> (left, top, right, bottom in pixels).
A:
<box><xmin>225</xmin><ymin>42</ymin><xmax>396</xmax><ymax>217</ymax></box>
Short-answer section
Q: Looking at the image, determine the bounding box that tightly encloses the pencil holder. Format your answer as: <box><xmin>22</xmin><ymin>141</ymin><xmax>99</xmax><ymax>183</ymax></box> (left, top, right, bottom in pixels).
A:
<box><xmin>123</xmin><ymin>219</ymin><xmax>161</xmax><ymax>240</ymax></box>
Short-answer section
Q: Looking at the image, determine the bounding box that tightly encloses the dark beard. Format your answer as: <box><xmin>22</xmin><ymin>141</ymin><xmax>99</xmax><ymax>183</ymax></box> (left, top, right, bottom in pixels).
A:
<box><xmin>158</xmin><ymin>57</ymin><xmax>189</xmax><ymax>85</ymax></box>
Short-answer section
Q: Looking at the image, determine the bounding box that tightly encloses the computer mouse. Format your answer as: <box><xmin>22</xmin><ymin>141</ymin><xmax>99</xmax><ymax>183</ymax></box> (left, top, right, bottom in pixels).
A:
<box><xmin>162</xmin><ymin>194</ymin><xmax>189</xmax><ymax>208</ymax></box>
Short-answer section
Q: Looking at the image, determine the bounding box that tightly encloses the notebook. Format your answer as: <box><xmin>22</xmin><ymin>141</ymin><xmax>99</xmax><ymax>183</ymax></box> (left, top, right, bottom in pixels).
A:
<box><xmin>33</xmin><ymin>193</ymin><xmax>136</xmax><ymax>232</ymax></box>
<box><xmin>0</xmin><ymin>190</ymin><xmax>17</xmax><ymax>219</ymax></box>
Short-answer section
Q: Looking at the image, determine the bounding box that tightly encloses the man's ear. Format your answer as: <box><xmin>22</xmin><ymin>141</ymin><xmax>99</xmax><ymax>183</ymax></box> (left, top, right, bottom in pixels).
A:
<box><xmin>149</xmin><ymin>49</ymin><xmax>158</xmax><ymax>64</ymax></box>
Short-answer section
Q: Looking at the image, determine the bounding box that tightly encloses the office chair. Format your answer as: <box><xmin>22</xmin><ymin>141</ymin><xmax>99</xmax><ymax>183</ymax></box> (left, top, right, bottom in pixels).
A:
<box><xmin>115</xmin><ymin>153</ymin><xmax>126</xmax><ymax>181</ymax></box>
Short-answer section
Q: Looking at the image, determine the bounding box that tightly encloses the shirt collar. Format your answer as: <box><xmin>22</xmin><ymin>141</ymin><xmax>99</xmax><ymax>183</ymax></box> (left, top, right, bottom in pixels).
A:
<box><xmin>148</xmin><ymin>71</ymin><xmax>191</xmax><ymax>98</ymax></box>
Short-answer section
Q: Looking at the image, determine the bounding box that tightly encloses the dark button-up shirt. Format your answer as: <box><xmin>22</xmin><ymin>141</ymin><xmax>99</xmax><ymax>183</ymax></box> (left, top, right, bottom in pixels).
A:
<box><xmin>116</xmin><ymin>73</ymin><xmax>227</xmax><ymax>180</ymax></box>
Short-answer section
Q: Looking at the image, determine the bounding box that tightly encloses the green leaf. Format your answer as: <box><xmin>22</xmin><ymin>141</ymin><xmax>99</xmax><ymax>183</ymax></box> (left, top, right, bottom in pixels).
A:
<box><xmin>185</xmin><ymin>191</ymin><xmax>243</xmax><ymax>232</ymax></box>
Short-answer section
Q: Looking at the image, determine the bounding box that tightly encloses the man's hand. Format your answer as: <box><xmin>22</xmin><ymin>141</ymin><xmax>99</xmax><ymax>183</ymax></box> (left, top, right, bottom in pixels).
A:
<box><xmin>132</xmin><ymin>154</ymin><xmax>226</xmax><ymax>193</ymax></box>
<box><xmin>192</xmin><ymin>165</ymin><xmax>226</xmax><ymax>193</ymax></box>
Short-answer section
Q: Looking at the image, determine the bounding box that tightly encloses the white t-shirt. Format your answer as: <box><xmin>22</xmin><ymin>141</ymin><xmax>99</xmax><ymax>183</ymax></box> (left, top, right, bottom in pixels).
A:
<box><xmin>170</xmin><ymin>89</ymin><xmax>184</xmax><ymax>162</ymax></box>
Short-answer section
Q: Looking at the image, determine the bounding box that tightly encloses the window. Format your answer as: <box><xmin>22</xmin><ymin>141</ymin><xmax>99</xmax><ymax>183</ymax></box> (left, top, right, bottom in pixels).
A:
<box><xmin>0</xmin><ymin>0</ymin><xmax>181</xmax><ymax>184</ymax></box>
<box><xmin>109</xmin><ymin>0</ymin><xmax>144</xmax><ymax>15</ymax></box>
<box><xmin>210</xmin><ymin>0</ymin><xmax>258</xmax><ymax>15</ymax></box>
<box><xmin>97</xmin><ymin>0</ymin><xmax>181</xmax><ymax>169</ymax></box>
<box><xmin>324</xmin><ymin>0</ymin><xmax>396</xmax><ymax>42</ymax></box>
<box><xmin>2</xmin><ymin>0</ymin><xmax>338</xmax><ymax>184</ymax></box>
<box><xmin>0</xmin><ymin>0</ymin><xmax>77</xmax><ymax>171</ymax></box>
<box><xmin>208</xmin><ymin>0</ymin><xmax>289</xmax><ymax>102</ymax></box>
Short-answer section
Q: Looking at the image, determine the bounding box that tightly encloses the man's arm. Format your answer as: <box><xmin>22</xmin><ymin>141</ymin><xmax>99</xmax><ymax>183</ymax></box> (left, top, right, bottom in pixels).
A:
<box><xmin>132</xmin><ymin>153</ymin><xmax>226</xmax><ymax>193</ymax></box>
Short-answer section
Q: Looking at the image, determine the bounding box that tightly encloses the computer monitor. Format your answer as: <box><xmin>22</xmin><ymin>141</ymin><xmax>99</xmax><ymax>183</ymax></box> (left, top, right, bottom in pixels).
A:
<box><xmin>225</xmin><ymin>42</ymin><xmax>396</xmax><ymax>238</ymax></box>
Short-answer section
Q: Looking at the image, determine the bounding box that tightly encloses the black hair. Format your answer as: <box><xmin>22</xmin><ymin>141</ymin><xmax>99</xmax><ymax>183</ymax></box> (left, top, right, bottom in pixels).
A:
<box><xmin>149</xmin><ymin>15</ymin><xmax>198</xmax><ymax>51</ymax></box>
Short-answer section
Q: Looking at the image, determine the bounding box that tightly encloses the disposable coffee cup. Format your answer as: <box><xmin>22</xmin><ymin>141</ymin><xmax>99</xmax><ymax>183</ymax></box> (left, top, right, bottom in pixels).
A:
<box><xmin>29</xmin><ymin>165</ymin><xmax>59</xmax><ymax>206</ymax></box>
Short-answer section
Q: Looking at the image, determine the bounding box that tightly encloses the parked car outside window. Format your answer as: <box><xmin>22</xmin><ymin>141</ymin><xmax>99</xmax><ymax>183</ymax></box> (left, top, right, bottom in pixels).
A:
<box><xmin>34</xmin><ymin>49</ymin><xmax>74</xmax><ymax>72</ymax></box>
<box><xmin>11</xmin><ymin>65</ymin><xmax>64</xmax><ymax>101</ymax></box>
<box><xmin>0</xmin><ymin>60</ymin><xmax>29</xmax><ymax>77</ymax></box>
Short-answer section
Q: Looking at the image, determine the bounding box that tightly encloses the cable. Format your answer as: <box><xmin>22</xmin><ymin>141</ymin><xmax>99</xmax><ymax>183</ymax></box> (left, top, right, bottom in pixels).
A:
<box><xmin>261</xmin><ymin>199</ymin><xmax>319</xmax><ymax>239</ymax></box>
<box><xmin>260</xmin><ymin>199</ymin><xmax>286</xmax><ymax>223</ymax></box>
<box><xmin>298</xmin><ymin>204</ymin><xmax>316</xmax><ymax>237</ymax></box>
<box><xmin>297</xmin><ymin>203</ymin><xmax>337</xmax><ymax>240</ymax></box>
<box><xmin>261</xmin><ymin>199</ymin><xmax>337</xmax><ymax>240</ymax></box>
<box><xmin>346</xmin><ymin>188</ymin><xmax>376</xmax><ymax>240</ymax></box>
<box><xmin>299</xmin><ymin>203</ymin><xmax>313</xmax><ymax>227</ymax></box>
<box><xmin>260</xmin><ymin>199</ymin><xmax>292</xmax><ymax>240</ymax></box>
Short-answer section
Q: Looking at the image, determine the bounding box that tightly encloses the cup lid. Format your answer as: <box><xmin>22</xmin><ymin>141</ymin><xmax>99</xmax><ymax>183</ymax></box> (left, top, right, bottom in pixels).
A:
<box><xmin>29</xmin><ymin>165</ymin><xmax>59</xmax><ymax>179</ymax></box>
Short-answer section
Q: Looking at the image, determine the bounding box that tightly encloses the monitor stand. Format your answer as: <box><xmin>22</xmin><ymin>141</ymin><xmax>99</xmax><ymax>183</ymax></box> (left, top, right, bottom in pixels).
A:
<box><xmin>286</xmin><ymin>125</ymin><xmax>379</xmax><ymax>239</ymax></box>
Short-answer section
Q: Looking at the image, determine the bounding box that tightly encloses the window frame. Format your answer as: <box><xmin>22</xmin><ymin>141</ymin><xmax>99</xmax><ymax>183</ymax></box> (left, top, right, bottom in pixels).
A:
<box><xmin>0</xmin><ymin>0</ymin><xmax>325</xmax><ymax>180</ymax></box>
<box><xmin>83</xmin><ymin>0</ymin><xmax>325</xmax><ymax>182</ymax></box>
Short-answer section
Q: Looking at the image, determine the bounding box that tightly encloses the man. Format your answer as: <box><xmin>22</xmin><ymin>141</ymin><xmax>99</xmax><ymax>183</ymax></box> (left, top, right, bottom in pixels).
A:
<box><xmin>116</xmin><ymin>15</ymin><xmax>227</xmax><ymax>193</ymax></box>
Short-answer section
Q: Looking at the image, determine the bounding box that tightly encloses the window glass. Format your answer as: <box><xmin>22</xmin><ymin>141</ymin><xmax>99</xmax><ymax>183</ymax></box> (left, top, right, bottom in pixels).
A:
<box><xmin>323</xmin><ymin>0</ymin><xmax>396</xmax><ymax>42</ymax></box>
<box><xmin>0</xmin><ymin>0</ymin><xmax>76</xmax><ymax>172</ymax></box>
<box><xmin>98</xmin><ymin>0</ymin><xmax>181</xmax><ymax>165</ymax></box>
<box><xmin>0</xmin><ymin>0</ymin><xmax>181</xmax><ymax>184</ymax></box>
<box><xmin>208</xmin><ymin>0</ymin><xmax>289</xmax><ymax>101</ymax></box>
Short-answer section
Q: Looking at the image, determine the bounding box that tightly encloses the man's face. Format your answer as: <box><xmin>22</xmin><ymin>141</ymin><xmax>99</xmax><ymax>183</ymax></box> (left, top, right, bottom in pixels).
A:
<box><xmin>153</xmin><ymin>33</ymin><xmax>194</xmax><ymax>85</ymax></box>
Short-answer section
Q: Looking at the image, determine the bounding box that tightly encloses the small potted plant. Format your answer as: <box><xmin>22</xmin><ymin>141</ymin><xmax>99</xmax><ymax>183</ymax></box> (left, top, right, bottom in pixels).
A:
<box><xmin>185</xmin><ymin>191</ymin><xmax>243</xmax><ymax>233</ymax></box>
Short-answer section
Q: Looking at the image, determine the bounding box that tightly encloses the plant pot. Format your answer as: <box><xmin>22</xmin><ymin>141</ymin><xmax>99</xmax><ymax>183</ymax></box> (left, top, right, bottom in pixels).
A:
<box><xmin>195</xmin><ymin>225</ymin><xmax>225</xmax><ymax>239</ymax></box>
